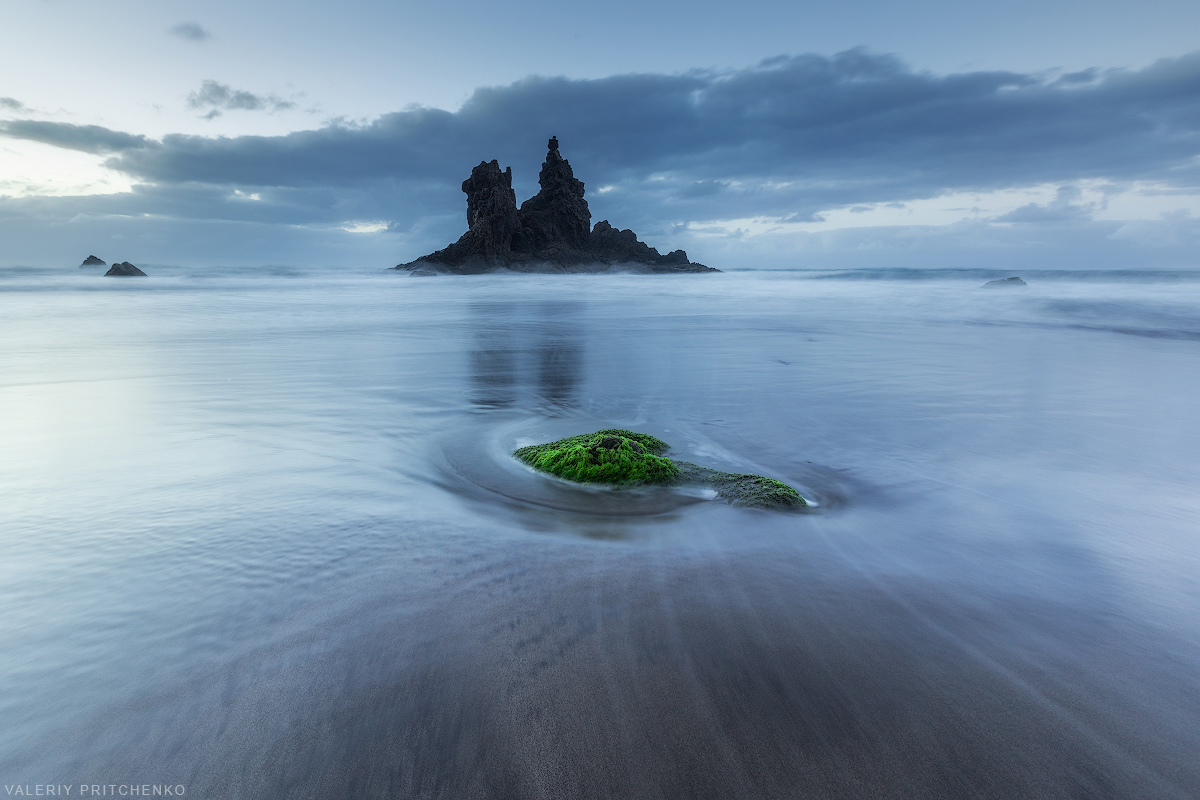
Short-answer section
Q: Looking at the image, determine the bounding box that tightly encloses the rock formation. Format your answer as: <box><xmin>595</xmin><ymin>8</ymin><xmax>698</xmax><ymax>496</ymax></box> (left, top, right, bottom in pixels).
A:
<box><xmin>396</xmin><ymin>137</ymin><xmax>716</xmax><ymax>274</ymax></box>
<box><xmin>514</xmin><ymin>137</ymin><xmax>593</xmax><ymax>257</ymax></box>
<box><xmin>104</xmin><ymin>262</ymin><xmax>147</xmax><ymax>276</ymax></box>
<box><xmin>982</xmin><ymin>276</ymin><xmax>1027</xmax><ymax>288</ymax></box>
<box><xmin>80</xmin><ymin>255</ymin><xmax>106</xmax><ymax>267</ymax></box>
<box><xmin>513</xmin><ymin>428</ymin><xmax>805</xmax><ymax>510</ymax></box>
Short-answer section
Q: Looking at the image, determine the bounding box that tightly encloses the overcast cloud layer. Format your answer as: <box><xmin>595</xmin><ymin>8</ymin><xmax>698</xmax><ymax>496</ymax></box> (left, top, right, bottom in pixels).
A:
<box><xmin>3</xmin><ymin>49</ymin><xmax>1200</xmax><ymax>269</ymax></box>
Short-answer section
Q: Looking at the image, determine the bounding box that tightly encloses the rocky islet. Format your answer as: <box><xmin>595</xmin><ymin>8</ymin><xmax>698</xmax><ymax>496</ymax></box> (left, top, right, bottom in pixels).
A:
<box><xmin>104</xmin><ymin>261</ymin><xmax>147</xmax><ymax>276</ymax></box>
<box><xmin>396</xmin><ymin>138</ymin><xmax>716</xmax><ymax>274</ymax></box>
<box><xmin>982</xmin><ymin>276</ymin><xmax>1027</xmax><ymax>288</ymax></box>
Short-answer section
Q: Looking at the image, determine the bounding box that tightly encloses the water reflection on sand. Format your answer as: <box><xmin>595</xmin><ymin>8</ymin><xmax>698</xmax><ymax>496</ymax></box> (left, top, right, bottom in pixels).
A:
<box><xmin>469</xmin><ymin>301</ymin><xmax>585</xmax><ymax>412</ymax></box>
<box><xmin>1</xmin><ymin>268</ymin><xmax>1199</xmax><ymax>798</ymax></box>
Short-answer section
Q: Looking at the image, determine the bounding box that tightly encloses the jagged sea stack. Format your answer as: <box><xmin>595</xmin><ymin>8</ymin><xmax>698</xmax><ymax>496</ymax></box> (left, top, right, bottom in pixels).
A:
<box><xmin>460</xmin><ymin>160</ymin><xmax>520</xmax><ymax>259</ymax></box>
<box><xmin>104</xmin><ymin>262</ymin><xmax>147</xmax><ymax>276</ymax></box>
<box><xmin>514</xmin><ymin>136</ymin><xmax>593</xmax><ymax>256</ymax></box>
<box><xmin>395</xmin><ymin>138</ymin><xmax>716</xmax><ymax>274</ymax></box>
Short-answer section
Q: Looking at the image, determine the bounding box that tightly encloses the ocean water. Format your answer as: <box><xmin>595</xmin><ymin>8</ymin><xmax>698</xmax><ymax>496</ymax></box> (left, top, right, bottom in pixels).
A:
<box><xmin>2</xmin><ymin>265</ymin><xmax>1199</xmax><ymax>798</ymax></box>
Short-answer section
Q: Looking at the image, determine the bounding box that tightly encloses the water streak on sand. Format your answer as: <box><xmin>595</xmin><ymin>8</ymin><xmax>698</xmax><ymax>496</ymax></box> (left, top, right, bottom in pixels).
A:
<box><xmin>1</xmin><ymin>266</ymin><xmax>1199</xmax><ymax>797</ymax></box>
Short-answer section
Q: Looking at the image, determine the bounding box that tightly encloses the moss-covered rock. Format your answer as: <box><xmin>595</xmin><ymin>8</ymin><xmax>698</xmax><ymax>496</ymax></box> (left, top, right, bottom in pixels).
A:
<box><xmin>674</xmin><ymin>462</ymin><xmax>806</xmax><ymax>509</ymax></box>
<box><xmin>514</xmin><ymin>429</ymin><xmax>806</xmax><ymax>509</ymax></box>
<box><xmin>514</xmin><ymin>429</ymin><xmax>679</xmax><ymax>485</ymax></box>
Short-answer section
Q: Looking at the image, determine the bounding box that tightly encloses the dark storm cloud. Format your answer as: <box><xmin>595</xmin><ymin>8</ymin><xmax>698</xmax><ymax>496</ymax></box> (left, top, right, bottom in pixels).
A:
<box><xmin>169</xmin><ymin>23</ymin><xmax>211</xmax><ymax>42</ymax></box>
<box><xmin>0</xmin><ymin>120</ymin><xmax>151</xmax><ymax>153</ymax></box>
<box><xmin>4</xmin><ymin>48</ymin><xmax>1200</xmax><ymax>231</ymax></box>
<box><xmin>187</xmin><ymin>81</ymin><xmax>296</xmax><ymax>118</ymax></box>
<box><xmin>111</xmin><ymin>51</ymin><xmax>1200</xmax><ymax>203</ymax></box>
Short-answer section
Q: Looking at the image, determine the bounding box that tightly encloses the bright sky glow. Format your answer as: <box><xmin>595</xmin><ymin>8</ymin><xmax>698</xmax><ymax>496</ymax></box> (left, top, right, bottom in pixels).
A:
<box><xmin>687</xmin><ymin>183</ymin><xmax>1200</xmax><ymax>239</ymax></box>
<box><xmin>341</xmin><ymin>221</ymin><xmax>390</xmax><ymax>234</ymax></box>
<box><xmin>0</xmin><ymin>139</ymin><xmax>134</xmax><ymax>198</ymax></box>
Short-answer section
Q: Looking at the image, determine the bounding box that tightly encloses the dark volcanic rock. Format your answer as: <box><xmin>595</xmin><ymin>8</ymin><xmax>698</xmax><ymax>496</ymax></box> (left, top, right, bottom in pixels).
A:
<box><xmin>104</xmin><ymin>261</ymin><xmax>147</xmax><ymax>276</ymax></box>
<box><xmin>590</xmin><ymin>221</ymin><xmax>697</xmax><ymax>271</ymax></box>
<box><xmin>396</xmin><ymin>138</ymin><xmax>716</xmax><ymax>274</ymax></box>
<box><xmin>982</xmin><ymin>276</ymin><xmax>1027</xmax><ymax>288</ymax></box>
<box><xmin>425</xmin><ymin>160</ymin><xmax>519</xmax><ymax>265</ymax></box>
<box><xmin>515</xmin><ymin>136</ymin><xmax>592</xmax><ymax>254</ymax></box>
<box><xmin>80</xmin><ymin>255</ymin><xmax>106</xmax><ymax>267</ymax></box>
<box><xmin>464</xmin><ymin>160</ymin><xmax>520</xmax><ymax>256</ymax></box>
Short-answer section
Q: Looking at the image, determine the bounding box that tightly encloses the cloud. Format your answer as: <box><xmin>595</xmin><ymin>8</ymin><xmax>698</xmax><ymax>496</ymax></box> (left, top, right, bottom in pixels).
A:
<box><xmin>0</xmin><ymin>97</ymin><xmax>26</xmax><ymax>112</ymax></box>
<box><xmin>1053</xmin><ymin>68</ymin><xmax>1100</xmax><ymax>86</ymax></box>
<box><xmin>186</xmin><ymin>80</ymin><xmax>296</xmax><ymax>118</ymax></box>
<box><xmin>996</xmin><ymin>186</ymin><xmax>1096</xmax><ymax>223</ymax></box>
<box><xmin>3</xmin><ymin>49</ymin><xmax>1200</xmax><ymax>267</ymax></box>
<box><xmin>0</xmin><ymin>120</ymin><xmax>151</xmax><ymax>154</ymax></box>
<box><xmin>169</xmin><ymin>23</ymin><xmax>211</xmax><ymax>42</ymax></box>
<box><xmin>83</xmin><ymin>50</ymin><xmax>1200</xmax><ymax>205</ymax></box>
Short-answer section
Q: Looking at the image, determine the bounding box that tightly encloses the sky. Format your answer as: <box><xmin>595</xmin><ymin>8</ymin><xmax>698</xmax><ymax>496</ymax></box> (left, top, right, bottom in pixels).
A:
<box><xmin>2</xmin><ymin>0</ymin><xmax>1200</xmax><ymax>269</ymax></box>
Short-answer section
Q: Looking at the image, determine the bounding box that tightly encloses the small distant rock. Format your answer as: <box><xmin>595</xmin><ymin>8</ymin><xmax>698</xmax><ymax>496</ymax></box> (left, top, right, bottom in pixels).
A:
<box><xmin>104</xmin><ymin>262</ymin><xmax>147</xmax><ymax>276</ymax></box>
<box><xmin>982</xmin><ymin>276</ymin><xmax>1027</xmax><ymax>288</ymax></box>
<box><xmin>80</xmin><ymin>255</ymin><xmax>106</xmax><ymax>267</ymax></box>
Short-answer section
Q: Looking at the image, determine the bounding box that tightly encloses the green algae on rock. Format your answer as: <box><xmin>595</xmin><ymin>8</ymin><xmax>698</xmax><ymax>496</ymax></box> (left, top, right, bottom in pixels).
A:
<box><xmin>514</xmin><ymin>429</ymin><xmax>679</xmax><ymax>485</ymax></box>
<box><xmin>673</xmin><ymin>462</ymin><xmax>806</xmax><ymax>509</ymax></box>
<box><xmin>513</xmin><ymin>429</ymin><xmax>806</xmax><ymax>509</ymax></box>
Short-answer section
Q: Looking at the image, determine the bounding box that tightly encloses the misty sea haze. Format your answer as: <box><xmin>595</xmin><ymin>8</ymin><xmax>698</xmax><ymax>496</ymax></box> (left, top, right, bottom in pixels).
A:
<box><xmin>2</xmin><ymin>266</ymin><xmax>1200</xmax><ymax>798</ymax></box>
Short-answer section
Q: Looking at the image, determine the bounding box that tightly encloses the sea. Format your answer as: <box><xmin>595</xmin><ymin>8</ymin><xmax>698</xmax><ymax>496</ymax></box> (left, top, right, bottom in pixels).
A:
<box><xmin>2</xmin><ymin>265</ymin><xmax>1199</xmax><ymax>798</ymax></box>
